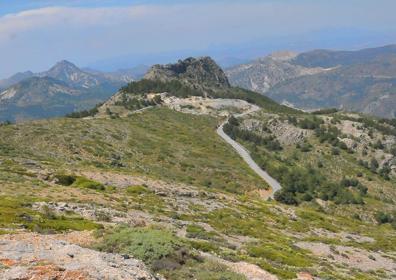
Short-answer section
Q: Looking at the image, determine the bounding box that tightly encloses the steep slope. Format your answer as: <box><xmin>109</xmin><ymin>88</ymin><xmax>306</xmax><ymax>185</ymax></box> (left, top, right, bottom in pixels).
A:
<box><xmin>226</xmin><ymin>52</ymin><xmax>326</xmax><ymax>94</ymax></box>
<box><xmin>267</xmin><ymin>53</ymin><xmax>396</xmax><ymax>118</ymax></box>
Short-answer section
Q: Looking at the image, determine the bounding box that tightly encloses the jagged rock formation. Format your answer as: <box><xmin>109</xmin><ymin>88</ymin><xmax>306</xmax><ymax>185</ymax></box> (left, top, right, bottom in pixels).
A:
<box><xmin>144</xmin><ymin>56</ymin><xmax>230</xmax><ymax>89</ymax></box>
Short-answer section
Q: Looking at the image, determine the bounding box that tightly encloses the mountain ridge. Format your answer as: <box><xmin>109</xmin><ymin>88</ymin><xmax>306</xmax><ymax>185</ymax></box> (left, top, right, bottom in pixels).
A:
<box><xmin>227</xmin><ymin>44</ymin><xmax>396</xmax><ymax>118</ymax></box>
<box><xmin>0</xmin><ymin>60</ymin><xmax>135</xmax><ymax>122</ymax></box>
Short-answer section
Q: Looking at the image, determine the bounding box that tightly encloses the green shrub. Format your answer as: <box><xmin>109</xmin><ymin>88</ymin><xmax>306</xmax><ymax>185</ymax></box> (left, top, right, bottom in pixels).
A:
<box><xmin>126</xmin><ymin>185</ymin><xmax>150</xmax><ymax>195</ymax></box>
<box><xmin>297</xmin><ymin>117</ymin><xmax>324</xmax><ymax>130</ymax></box>
<box><xmin>274</xmin><ymin>190</ymin><xmax>298</xmax><ymax>205</ymax></box>
<box><xmin>73</xmin><ymin>177</ymin><xmax>105</xmax><ymax>191</ymax></box>
<box><xmin>65</xmin><ymin>104</ymin><xmax>101</xmax><ymax>118</ymax></box>
<box><xmin>163</xmin><ymin>260</ymin><xmax>246</xmax><ymax>280</ymax></box>
<box><xmin>189</xmin><ymin>240</ymin><xmax>219</xmax><ymax>253</ymax></box>
<box><xmin>331</xmin><ymin>147</ymin><xmax>340</xmax><ymax>155</ymax></box>
<box><xmin>186</xmin><ymin>224</ymin><xmax>219</xmax><ymax>240</ymax></box>
<box><xmin>55</xmin><ymin>174</ymin><xmax>76</xmax><ymax>186</ymax></box>
<box><xmin>247</xmin><ymin>243</ymin><xmax>312</xmax><ymax>267</ymax></box>
<box><xmin>97</xmin><ymin>226</ymin><xmax>187</xmax><ymax>266</ymax></box>
<box><xmin>375</xmin><ymin>212</ymin><xmax>394</xmax><ymax>225</ymax></box>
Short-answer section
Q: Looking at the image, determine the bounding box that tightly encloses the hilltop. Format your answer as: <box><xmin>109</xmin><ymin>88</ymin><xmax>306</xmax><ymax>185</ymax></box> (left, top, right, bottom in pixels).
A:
<box><xmin>144</xmin><ymin>56</ymin><xmax>231</xmax><ymax>90</ymax></box>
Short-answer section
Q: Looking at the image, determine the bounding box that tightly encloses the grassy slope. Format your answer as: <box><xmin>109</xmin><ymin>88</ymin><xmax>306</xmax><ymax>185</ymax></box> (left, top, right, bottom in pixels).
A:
<box><xmin>1</xmin><ymin>106</ymin><xmax>396</xmax><ymax>280</ymax></box>
<box><xmin>0</xmin><ymin>108</ymin><xmax>264</xmax><ymax>193</ymax></box>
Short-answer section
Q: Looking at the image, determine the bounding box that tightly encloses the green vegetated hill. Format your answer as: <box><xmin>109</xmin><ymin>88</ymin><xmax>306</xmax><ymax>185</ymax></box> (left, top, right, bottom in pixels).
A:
<box><xmin>0</xmin><ymin>108</ymin><xmax>263</xmax><ymax>193</ymax></box>
<box><xmin>1</xmin><ymin>56</ymin><xmax>396</xmax><ymax>280</ymax></box>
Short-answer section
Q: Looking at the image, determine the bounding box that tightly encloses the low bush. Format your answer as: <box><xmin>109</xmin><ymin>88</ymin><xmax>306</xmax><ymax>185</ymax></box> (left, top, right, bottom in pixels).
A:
<box><xmin>126</xmin><ymin>185</ymin><xmax>150</xmax><ymax>195</ymax></box>
<box><xmin>96</xmin><ymin>226</ymin><xmax>191</xmax><ymax>269</ymax></box>
<box><xmin>73</xmin><ymin>177</ymin><xmax>105</xmax><ymax>191</ymax></box>
<box><xmin>54</xmin><ymin>174</ymin><xmax>76</xmax><ymax>186</ymax></box>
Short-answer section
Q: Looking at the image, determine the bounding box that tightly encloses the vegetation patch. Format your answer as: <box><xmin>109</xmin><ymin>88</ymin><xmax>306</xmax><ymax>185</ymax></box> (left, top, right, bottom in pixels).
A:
<box><xmin>0</xmin><ymin>196</ymin><xmax>99</xmax><ymax>233</ymax></box>
<box><xmin>126</xmin><ymin>185</ymin><xmax>150</xmax><ymax>195</ymax></box>
<box><xmin>186</xmin><ymin>224</ymin><xmax>220</xmax><ymax>241</ymax></box>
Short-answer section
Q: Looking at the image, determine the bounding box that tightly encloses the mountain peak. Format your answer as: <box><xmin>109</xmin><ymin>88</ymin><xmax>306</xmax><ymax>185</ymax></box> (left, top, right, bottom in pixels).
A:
<box><xmin>49</xmin><ymin>60</ymin><xmax>80</xmax><ymax>72</ymax></box>
<box><xmin>41</xmin><ymin>60</ymin><xmax>102</xmax><ymax>88</ymax></box>
<box><xmin>144</xmin><ymin>56</ymin><xmax>230</xmax><ymax>88</ymax></box>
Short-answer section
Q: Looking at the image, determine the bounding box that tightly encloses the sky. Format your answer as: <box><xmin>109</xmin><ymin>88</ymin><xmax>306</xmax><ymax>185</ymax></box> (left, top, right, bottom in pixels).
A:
<box><xmin>1</xmin><ymin>0</ymin><xmax>396</xmax><ymax>78</ymax></box>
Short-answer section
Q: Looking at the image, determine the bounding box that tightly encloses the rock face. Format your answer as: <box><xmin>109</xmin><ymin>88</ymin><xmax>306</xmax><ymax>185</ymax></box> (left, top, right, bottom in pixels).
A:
<box><xmin>144</xmin><ymin>56</ymin><xmax>230</xmax><ymax>89</ymax></box>
<box><xmin>0</xmin><ymin>233</ymin><xmax>157</xmax><ymax>280</ymax></box>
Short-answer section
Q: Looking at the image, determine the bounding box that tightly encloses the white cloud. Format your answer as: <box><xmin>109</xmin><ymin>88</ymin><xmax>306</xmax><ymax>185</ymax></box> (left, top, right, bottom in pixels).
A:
<box><xmin>0</xmin><ymin>5</ymin><xmax>164</xmax><ymax>41</ymax></box>
<box><xmin>0</xmin><ymin>1</ymin><xmax>396</xmax><ymax>78</ymax></box>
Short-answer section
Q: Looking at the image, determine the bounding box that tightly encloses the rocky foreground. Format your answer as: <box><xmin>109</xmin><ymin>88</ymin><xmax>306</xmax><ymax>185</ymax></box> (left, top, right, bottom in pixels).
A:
<box><xmin>0</xmin><ymin>232</ymin><xmax>158</xmax><ymax>280</ymax></box>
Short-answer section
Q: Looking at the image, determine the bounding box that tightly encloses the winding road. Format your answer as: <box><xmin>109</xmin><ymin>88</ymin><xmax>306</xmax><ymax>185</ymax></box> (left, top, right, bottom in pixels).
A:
<box><xmin>216</xmin><ymin>106</ymin><xmax>282</xmax><ymax>198</ymax></box>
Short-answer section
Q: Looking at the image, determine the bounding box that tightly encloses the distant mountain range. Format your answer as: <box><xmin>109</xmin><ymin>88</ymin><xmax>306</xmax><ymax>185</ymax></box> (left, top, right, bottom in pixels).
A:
<box><xmin>0</xmin><ymin>61</ymin><xmax>145</xmax><ymax>122</ymax></box>
<box><xmin>226</xmin><ymin>45</ymin><xmax>396</xmax><ymax>118</ymax></box>
<box><xmin>3</xmin><ymin>44</ymin><xmax>396</xmax><ymax>122</ymax></box>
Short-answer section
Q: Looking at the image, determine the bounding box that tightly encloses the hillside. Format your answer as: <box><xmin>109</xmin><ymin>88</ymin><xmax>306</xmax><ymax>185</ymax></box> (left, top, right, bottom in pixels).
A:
<box><xmin>227</xmin><ymin>45</ymin><xmax>396</xmax><ymax>118</ymax></box>
<box><xmin>267</xmin><ymin>69</ymin><xmax>396</xmax><ymax>118</ymax></box>
<box><xmin>1</xmin><ymin>56</ymin><xmax>396</xmax><ymax>280</ymax></box>
<box><xmin>0</xmin><ymin>61</ymin><xmax>135</xmax><ymax>122</ymax></box>
<box><xmin>226</xmin><ymin>52</ymin><xmax>326</xmax><ymax>94</ymax></box>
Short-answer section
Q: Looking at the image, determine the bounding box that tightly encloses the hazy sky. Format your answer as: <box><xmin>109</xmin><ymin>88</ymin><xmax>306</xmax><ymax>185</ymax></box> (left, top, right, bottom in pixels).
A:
<box><xmin>1</xmin><ymin>0</ymin><xmax>396</xmax><ymax>78</ymax></box>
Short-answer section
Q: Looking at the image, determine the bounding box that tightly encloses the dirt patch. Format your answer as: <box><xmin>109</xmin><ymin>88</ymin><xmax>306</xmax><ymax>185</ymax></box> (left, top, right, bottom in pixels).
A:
<box><xmin>296</xmin><ymin>241</ymin><xmax>396</xmax><ymax>273</ymax></box>
<box><xmin>201</xmin><ymin>252</ymin><xmax>278</xmax><ymax>280</ymax></box>
<box><xmin>53</xmin><ymin>230</ymin><xmax>97</xmax><ymax>247</ymax></box>
<box><xmin>162</xmin><ymin>95</ymin><xmax>252</xmax><ymax>116</ymax></box>
<box><xmin>309</xmin><ymin>228</ymin><xmax>375</xmax><ymax>243</ymax></box>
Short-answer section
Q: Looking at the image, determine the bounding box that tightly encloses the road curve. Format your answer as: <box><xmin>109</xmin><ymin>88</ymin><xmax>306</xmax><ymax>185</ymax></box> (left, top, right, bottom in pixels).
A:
<box><xmin>216</xmin><ymin>106</ymin><xmax>282</xmax><ymax>198</ymax></box>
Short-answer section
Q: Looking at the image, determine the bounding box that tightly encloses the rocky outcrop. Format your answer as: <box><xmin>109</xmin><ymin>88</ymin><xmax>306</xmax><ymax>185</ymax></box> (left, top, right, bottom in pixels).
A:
<box><xmin>0</xmin><ymin>233</ymin><xmax>158</xmax><ymax>280</ymax></box>
<box><xmin>144</xmin><ymin>56</ymin><xmax>230</xmax><ymax>89</ymax></box>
